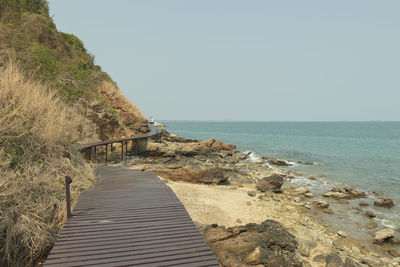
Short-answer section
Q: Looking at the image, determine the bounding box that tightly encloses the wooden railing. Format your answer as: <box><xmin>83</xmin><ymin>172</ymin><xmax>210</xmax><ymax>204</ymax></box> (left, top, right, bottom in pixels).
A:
<box><xmin>78</xmin><ymin>123</ymin><xmax>161</xmax><ymax>162</ymax></box>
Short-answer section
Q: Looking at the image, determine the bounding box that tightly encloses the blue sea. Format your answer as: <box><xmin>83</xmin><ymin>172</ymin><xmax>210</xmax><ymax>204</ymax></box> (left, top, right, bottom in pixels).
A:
<box><xmin>162</xmin><ymin>121</ymin><xmax>400</xmax><ymax>232</ymax></box>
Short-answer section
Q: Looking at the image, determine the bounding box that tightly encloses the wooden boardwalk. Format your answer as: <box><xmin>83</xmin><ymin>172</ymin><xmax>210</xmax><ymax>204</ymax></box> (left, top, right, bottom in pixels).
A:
<box><xmin>45</xmin><ymin>166</ymin><xmax>219</xmax><ymax>267</ymax></box>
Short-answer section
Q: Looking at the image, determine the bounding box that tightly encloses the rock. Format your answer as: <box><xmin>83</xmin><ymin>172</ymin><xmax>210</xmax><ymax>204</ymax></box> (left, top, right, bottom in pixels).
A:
<box><xmin>323</xmin><ymin>208</ymin><xmax>335</xmax><ymax>214</ymax></box>
<box><xmin>323</xmin><ymin>186</ymin><xmax>366</xmax><ymax>200</ymax></box>
<box><xmin>319</xmin><ymin>174</ymin><xmax>327</xmax><ymax>178</ymax></box>
<box><xmin>236</xmin><ymin>219</ymin><xmax>242</xmax><ymax>224</ymax></box>
<box><xmin>293</xmin><ymin>187</ymin><xmax>310</xmax><ymax>195</ymax></box>
<box><xmin>361</xmin><ymin>256</ymin><xmax>381</xmax><ymax>266</ymax></box>
<box><xmin>333</xmin><ymin>241</ymin><xmax>345</xmax><ymax>251</ymax></box>
<box><xmin>351</xmin><ymin>246</ymin><xmax>360</xmax><ymax>254</ymax></box>
<box><xmin>373</xmin><ymin>228</ymin><xmax>395</xmax><ymax>244</ymax></box>
<box><xmin>303</xmin><ymin>162</ymin><xmax>313</xmax><ymax>165</ymax></box>
<box><xmin>247</xmin><ymin>202</ymin><xmax>252</xmax><ymax>206</ymax></box>
<box><xmin>374</xmin><ymin>198</ymin><xmax>394</xmax><ymax>208</ymax></box>
<box><xmin>308</xmin><ymin>176</ymin><xmax>317</xmax><ymax>180</ymax></box>
<box><xmin>313</xmin><ymin>254</ymin><xmax>326</xmax><ymax>263</ymax></box>
<box><xmin>326</xmin><ymin>253</ymin><xmax>343</xmax><ymax>267</ymax></box>
<box><xmin>305</xmin><ymin>193</ymin><xmax>314</xmax><ymax>198</ymax></box>
<box><xmin>155</xmin><ymin>167</ymin><xmax>228</xmax><ymax>184</ymax></box>
<box><xmin>344</xmin><ymin>257</ymin><xmax>361</xmax><ymax>267</ymax></box>
<box><xmin>359</xmin><ymin>201</ymin><xmax>369</xmax><ymax>207</ymax></box>
<box><xmin>265</xmin><ymin>256</ymin><xmax>294</xmax><ymax>266</ymax></box>
<box><xmin>256</xmin><ymin>174</ymin><xmax>286</xmax><ymax>193</ymax></box>
<box><xmin>203</xmin><ymin>220</ymin><xmax>300</xmax><ymax>267</ymax></box>
<box><xmin>200</xmin><ymin>139</ymin><xmax>236</xmax><ymax>152</ymax></box>
<box><xmin>365</xmin><ymin>210</ymin><xmax>376</xmax><ymax>218</ymax></box>
<box><xmin>298</xmin><ymin>240</ymin><xmax>311</xmax><ymax>257</ymax></box>
<box><xmin>302</xmin><ymin>260</ymin><xmax>312</xmax><ymax>267</ymax></box>
<box><xmin>261</xmin><ymin>157</ymin><xmax>291</xmax><ymax>166</ymax></box>
<box><xmin>388</xmin><ymin>248</ymin><xmax>400</xmax><ymax>258</ymax></box>
<box><xmin>313</xmin><ymin>200</ymin><xmax>330</xmax><ymax>209</ymax></box>
<box><xmin>247</xmin><ymin>190</ymin><xmax>257</xmax><ymax>197</ymax></box>
<box><xmin>337</xmin><ymin>231</ymin><xmax>347</xmax><ymax>237</ymax></box>
<box><xmin>246</xmin><ymin>246</ymin><xmax>261</xmax><ymax>264</ymax></box>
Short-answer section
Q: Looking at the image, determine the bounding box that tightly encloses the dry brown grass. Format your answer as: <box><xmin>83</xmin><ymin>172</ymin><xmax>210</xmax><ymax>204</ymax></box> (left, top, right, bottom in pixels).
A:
<box><xmin>0</xmin><ymin>63</ymin><xmax>98</xmax><ymax>266</ymax></box>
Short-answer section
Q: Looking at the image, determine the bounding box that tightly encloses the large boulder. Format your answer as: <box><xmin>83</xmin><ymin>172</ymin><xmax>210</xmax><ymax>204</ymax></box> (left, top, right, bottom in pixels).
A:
<box><xmin>326</xmin><ymin>253</ymin><xmax>343</xmax><ymax>267</ymax></box>
<box><xmin>200</xmin><ymin>139</ymin><xmax>237</xmax><ymax>152</ymax></box>
<box><xmin>323</xmin><ymin>186</ymin><xmax>366</xmax><ymax>200</ymax></box>
<box><xmin>203</xmin><ymin>220</ymin><xmax>301</xmax><ymax>267</ymax></box>
<box><xmin>312</xmin><ymin>200</ymin><xmax>329</xmax><ymax>209</ymax></box>
<box><xmin>155</xmin><ymin>167</ymin><xmax>228</xmax><ymax>184</ymax></box>
<box><xmin>373</xmin><ymin>228</ymin><xmax>395</xmax><ymax>244</ymax></box>
<box><xmin>374</xmin><ymin>198</ymin><xmax>394</xmax><ymax>208</ymax></box>
<box><xmin>256</xmin><ymin>174</ymin><xmax>286</xmax><ymax>193</ymax></box>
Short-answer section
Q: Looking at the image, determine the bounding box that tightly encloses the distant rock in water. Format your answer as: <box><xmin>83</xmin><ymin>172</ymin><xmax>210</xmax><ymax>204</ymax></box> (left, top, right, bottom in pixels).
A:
<box><xmin>373</xmin><ymin>228</ymin><xmax>395</xmax><ymax>244</ymax></box>
<box><xmin>199</xmin><ymin>138</ymin><xmax>237</xmax><ymax>152</ymax></box>
<box><xmin>374</xmin><ymin>198</ymin><xmax>395</xmax><ymax>208</ymax></box>
<box><xmin>323</xmin><ymin>186</ymin><xmax>366</xmax><ymax>200</ymax></box>
<box><xmin>312</xmin><ymin>200</ymin><xmax>330</xmax><ymax>209</ymax></box>
<box><xmin>260</xmin><ymin>157</ymin><xmax>291</xmax><ymax>166</ymax></box>
<box><xmin>203</xmin><ymin>220</ymin><xmax>301</xmax><ymax>267</ymax></box>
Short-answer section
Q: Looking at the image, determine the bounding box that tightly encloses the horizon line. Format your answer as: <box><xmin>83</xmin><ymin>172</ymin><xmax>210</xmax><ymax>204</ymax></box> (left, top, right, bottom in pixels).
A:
<box><xmin>157</xmin><ymin>119</ymin><xmax>400</xmax><ymax>123</ymax></box>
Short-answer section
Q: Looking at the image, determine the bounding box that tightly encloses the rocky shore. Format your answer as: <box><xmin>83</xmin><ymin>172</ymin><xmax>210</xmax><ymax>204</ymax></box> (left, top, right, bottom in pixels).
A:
<box><xmin>121</xmin><ymin>131</ymin><xmax>400</xmax><ymax>267</ymax></box>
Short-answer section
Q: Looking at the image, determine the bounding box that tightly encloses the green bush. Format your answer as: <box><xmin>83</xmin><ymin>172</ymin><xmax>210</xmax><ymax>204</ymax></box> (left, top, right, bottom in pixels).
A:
<box><xmin>0</xmin><ymin>0</ymin><xmax>49</xmax><ymax>18</ymax></box>
<box><xmin>33</xmin><ymin>43</ymin><xmax>58</xmax><ymax>80</ymax></box>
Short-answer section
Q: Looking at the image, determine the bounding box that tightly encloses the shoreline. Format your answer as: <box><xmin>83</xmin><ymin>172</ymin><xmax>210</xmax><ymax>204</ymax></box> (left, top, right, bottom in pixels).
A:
<box><xmin>120</xmin><ymin>134</ymin><xmax>400</xmax><ymax>266</ymax></box>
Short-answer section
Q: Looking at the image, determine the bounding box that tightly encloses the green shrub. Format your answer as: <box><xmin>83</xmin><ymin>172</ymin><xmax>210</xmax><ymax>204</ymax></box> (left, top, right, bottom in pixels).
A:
<box><xmin>61</xmin><ymin>32</ymin><xmax>86</xmax><ymax>52</ymax></box>
<box><xmin>32</xmin><ymin>43</ymin><xmax>58</xmax><ymax>80</ymax></box>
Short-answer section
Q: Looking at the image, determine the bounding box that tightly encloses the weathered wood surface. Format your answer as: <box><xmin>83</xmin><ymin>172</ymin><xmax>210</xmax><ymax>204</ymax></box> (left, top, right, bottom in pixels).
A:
<box><xmin>45</xmin><ymin>166</ymin><xmax>219</xmax><ymax>266</ymax></box>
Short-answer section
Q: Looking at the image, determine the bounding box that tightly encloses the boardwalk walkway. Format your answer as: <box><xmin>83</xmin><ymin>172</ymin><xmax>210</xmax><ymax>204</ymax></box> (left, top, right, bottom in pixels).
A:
<box><xmin>45</xmin><ymin>166</ymin><xmax>219</xmax><ymax>266</ymax></box>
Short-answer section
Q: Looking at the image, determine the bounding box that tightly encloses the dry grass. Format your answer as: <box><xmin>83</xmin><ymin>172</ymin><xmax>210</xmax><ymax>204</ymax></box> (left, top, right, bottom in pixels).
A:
<box><xmin>0</xmin><ymin>63</ymin><xmax>98</xmax><ymax>266</ymax></box>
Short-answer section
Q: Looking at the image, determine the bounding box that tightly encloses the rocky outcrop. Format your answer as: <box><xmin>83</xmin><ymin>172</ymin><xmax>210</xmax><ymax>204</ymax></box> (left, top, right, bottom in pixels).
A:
<box><xmin>256</xmin><ymin>174</ymin><xmax>286</xmax><ymax>193</ymax></box>
<box><xmin>155</xmin><ymin>167</ymin><xmax>228</xmax><ymax>184</ymax></box>
<box><xmin>323</xmin><ymin>186</ymin><xmax>366</xmax><ymax>200</ymax></box>
<box><xmin>203</xmin><ymin>220</ymin><xmax>301</xmax><ymax>267</ymax></box>
<box><xmin>200</xmin><ymin>139</ymin><xmax>237</xmax><ymax>152</ymax></box>
<box><xmin>373</xmin><ymin>228</ymin><xmax>395</xmax><ymax>244</ymax></box>
<box><xmin>260</xmin><ymin>157</ymin><xmax>291</xmax><ymax>166</ymax></box>
<box><xmin>312</xmin><ymin>200</ymin><xmax>329</xmax><ymax>209</ymax></box>
<box><xmin>374</xmin><ymin>198</ymin><xmax>394</xmax><ymax>208</ymax></box>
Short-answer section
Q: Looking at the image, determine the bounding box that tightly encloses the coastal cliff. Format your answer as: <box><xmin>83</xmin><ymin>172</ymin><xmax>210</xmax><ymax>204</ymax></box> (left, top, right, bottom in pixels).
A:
<box><xmin>0</xmin><ymin>1</ymin><xmax>148</xmax><ymax>266</ymax></box>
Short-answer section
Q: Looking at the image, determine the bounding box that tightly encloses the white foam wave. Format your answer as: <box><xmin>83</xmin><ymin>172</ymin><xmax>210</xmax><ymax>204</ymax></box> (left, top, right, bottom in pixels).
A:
<box><xmin>243</xmin><ymin>150</ymin><xmax>261</xmax><ymax>162</ymax></box>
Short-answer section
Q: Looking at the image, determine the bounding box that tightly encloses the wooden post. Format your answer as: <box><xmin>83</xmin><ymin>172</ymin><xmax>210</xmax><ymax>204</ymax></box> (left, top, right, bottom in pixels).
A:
<box><xmin>89</xmin><ymin>147</ymin><xmax>92</xmax><ymax>161</ymax></box>
<box><xmin>121</xmin><ymin>141</ymin><xmax>124</xmax><ymax>161</ymax></box>
<box><xmin>94</xmin><ymin>146</ymin><xmax>96</xmax><ymax>161</ymax></box>
<box><xmin>105</xmin><ymin>144</ymin><xmax>108</xmax><ymax>163</ymax></box>
<box><xmin>125</xmin><ymin>140</ymin><xmax>128</xmax><ymax>156</ymax></box>
<box><xmin>65</xmin><ymin>176</ymin><xmax>73</xmax><ymax>219</ymax></box>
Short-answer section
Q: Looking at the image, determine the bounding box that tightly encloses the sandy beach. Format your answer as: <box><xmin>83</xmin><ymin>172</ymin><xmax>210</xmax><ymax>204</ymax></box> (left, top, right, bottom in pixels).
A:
<box><xmin>123</xmin><ymin>135</ymin><xmax>400</xmax><ymax>267</ymax></box>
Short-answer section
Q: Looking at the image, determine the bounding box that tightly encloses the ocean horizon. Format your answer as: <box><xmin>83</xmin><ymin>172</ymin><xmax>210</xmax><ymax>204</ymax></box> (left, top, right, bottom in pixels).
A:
<box><xmin>162</xmin><ymin>120</ymin><xmax>400</xmax><ymax>231</ymax></box>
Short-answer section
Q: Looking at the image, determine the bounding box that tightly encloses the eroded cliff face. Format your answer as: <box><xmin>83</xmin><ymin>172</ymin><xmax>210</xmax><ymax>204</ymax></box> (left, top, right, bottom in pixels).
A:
<box><xmin>0</xmin><ymin>0</ymin><xmax>148</xmax><ymax>142</ymax></box>
<box><xmin>74</xmin><ymin>80</ymin><xmax>148</xmax><ymax>141</ymax></box>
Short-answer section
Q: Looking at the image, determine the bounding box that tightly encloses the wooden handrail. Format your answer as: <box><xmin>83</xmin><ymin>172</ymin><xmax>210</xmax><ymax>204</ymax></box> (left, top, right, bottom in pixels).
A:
<box><xmin>78</xmin><ymin>123</ymin><xmax>161</xmax><ymax>162</ymax></box>
<box><xmin>77</xmin><ymin>124</ymin><xmax>161</xmax><ymax>151</ymax></box>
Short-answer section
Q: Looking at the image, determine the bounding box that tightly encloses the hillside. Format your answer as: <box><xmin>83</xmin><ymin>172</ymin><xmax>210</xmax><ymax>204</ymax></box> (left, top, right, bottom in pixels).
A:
<box><xmin>0</xmin><ymin>1</ymin><xmax>149</xmax><ymax>266</ymax></box>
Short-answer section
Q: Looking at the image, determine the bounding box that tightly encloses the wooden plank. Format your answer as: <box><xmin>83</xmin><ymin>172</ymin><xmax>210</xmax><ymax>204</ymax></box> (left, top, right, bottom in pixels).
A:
<box><xmin>45</xmin><ymin>166</ymin><xmax>219</xmax><ymax>266</ymax></box>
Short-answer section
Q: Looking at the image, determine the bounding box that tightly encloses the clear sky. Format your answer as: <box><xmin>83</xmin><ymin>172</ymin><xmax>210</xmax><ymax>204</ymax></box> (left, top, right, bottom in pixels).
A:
<box><xmin>49</xmin><ymin>0</ymin><xmax>400</xmax><ymax>121</ymax></box>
